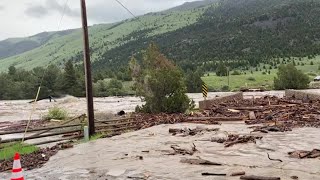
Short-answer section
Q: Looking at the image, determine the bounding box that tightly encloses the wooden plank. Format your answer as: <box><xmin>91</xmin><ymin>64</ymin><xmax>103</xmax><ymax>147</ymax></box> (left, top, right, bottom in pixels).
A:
<box><xmin>95</xmin><ymin>121</ymin><xmax>133</xmax><ymax>128</ymax></box>
<box><xmin>30</xmin><ymin>135</ymin><xmax>83</xmax><ymax>146</ymax></box>
<box><xmin>0</xmin><ymin>124</ymin><xmax>81</xmax><ymax>135</ymax></box>
<box><xmin>240</xmin><ymin>175</ymin><xmax>280</xmax><ymax>180</ymax></box>
<box><xmin>227</xmin><ymin>106</ymin><xmax>264</xmax><ymax>111</ymax></box>
<box><xmin>0</xmin><ymin>129</ymin><xmax>81</xmax><ymax>143</ymax></box>
<box><xmin>30</xmin><ymin>114</ymin><xmax>85</xmax><ymax>137</ymax></box>
<box><xmin>187</xmin><ymin>117</ymin><xmax>243</xmax><ymax>121</ymax></box>
<box><xmin>96</xmin><ymin>125</ymin><xmax>137</xmax><ymax>132</ymax></box>
<box><xmin>95</xmin><ymin>117</ymin><xmax>134</xmax><ymax>123</ymax></box>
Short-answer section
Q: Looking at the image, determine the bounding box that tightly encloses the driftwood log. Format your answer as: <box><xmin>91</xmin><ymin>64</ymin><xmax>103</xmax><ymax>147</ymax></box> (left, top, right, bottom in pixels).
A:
<box><xmin>202</xmin><ymin>172</ymin><xmax>226</xmax><ymax>176</ymax></box>
<box><xmin>231</xmin><ymin>171</ymin><xmax>246</xmax><ymax>176</ymax></box>
<box><xmin>240</xmin><ymin>175</ymin><xmax>280</xmax><ymax>180</ymax></box>
<box><xmin>180</xmin><ymin>157</ymin><xmax>222</xmax><ymax>165</ymax></box>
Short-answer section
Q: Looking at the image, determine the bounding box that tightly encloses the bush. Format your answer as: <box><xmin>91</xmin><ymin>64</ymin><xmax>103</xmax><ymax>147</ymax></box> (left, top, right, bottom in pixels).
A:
<box><xmin>216</xmin><ymin>62</ymin><xmax>228</xmax><ymax>76</ymax></box>
<box><xmin>262</xmin><ymin>72</ymin><xmax>266</xmax><ymax>75</ymax></box>
<box><xmin>44</xmin><ymin>106</ymin><xmax>68</xmax><ymax>120</ymax></box>
<box><xmin>307</xmin><ymin>72</ymin><xmax>317</xmax><ymax>77</ymax></box>
<box><xmin>221</xmin><ymin>85</ymin><xmax>230</xmax><ymax>92</ymax></box>
<box><xmin>247</xmin><ymin>77</ymin><xmax>256</xmax><ymax>81</ymax></box>
<box><xmin>310</xmin><ymin>61</ymin><xmax>314</xmax><ymax>65</ymax></box>
<box><xmin>231</xmin><ymin>70</ymin><xmax>241</xmax><ymax>75</ymax></box>
<box><xmin>274</xmin><ymin>64</ymin><xmax>310</xmax><ymax>90</ymax></box>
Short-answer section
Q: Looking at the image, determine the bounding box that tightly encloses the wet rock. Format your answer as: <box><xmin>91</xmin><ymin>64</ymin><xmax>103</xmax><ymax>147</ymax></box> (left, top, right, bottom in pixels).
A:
<box><xmin>127</xmin><ymin>171</ymin><xmax>148</xmax><ymax>180</ymax></box>
<box><xmin>106</xmin><ymin>169</ymin><xmax>126</xmax><ymax>177</ymax></box>
<box><xmin>117</xmin><ymin>110</ymin><xmax>125</xmax><ymax>116</ymax></box>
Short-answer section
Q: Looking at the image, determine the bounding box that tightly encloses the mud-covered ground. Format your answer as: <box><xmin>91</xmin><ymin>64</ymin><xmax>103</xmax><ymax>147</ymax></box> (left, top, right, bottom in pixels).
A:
<box><xmin>1</xmin><ymin>123</ymin><xmax>320</xmax><ymax>179</ymax></box>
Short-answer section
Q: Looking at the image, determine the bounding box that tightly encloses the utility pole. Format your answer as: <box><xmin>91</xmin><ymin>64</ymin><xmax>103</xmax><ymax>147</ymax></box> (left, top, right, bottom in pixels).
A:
<box><xmin>80</xmin><ymin>0</ymin><xmax>95</xmax><ymax>136</ymax></box>
<box><xmin>227</xmin><ymin>67</ymin><xmax>230</xmax><ymax>87</ymax></box>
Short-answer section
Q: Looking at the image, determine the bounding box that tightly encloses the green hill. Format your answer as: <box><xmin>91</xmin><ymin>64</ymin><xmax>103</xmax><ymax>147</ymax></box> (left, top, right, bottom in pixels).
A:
<box><xmin>93</xmin><ymin>0</ymin><xmax>320</xmax><ymax>72</ymax></box>
<box><xmin>0</xmin><ymin>3</ymin><xmax>206</xmax><ymax>72</ymax></box>
<box><xmin>1</xmin><ymin>0</ymin><xmax>320</xmax><ymax>74</ymax></box>
<box><xmin>0</xmin><ymin>30</ymin><xmax>75</xmax><ymax>60</ymax></box>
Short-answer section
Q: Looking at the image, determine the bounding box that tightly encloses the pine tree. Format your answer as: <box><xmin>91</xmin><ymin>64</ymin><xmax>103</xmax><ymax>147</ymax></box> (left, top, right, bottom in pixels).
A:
<box><xmin>62</xmin><ymin>60</ymin><xmax>78</xmax><ymax>95</ymax></box>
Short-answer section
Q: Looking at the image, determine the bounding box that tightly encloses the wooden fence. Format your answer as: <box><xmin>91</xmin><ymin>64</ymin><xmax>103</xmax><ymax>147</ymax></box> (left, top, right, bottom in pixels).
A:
<box><xmin>0</xmin><ymin>114</ymin><xmax>137</xmax><ymax>146</ymax></box>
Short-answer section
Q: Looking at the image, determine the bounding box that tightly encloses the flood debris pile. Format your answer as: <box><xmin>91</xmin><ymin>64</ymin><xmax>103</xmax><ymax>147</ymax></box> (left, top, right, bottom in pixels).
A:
<box><xmin>167</xmin><ymin>143</ymin><xmax>198</xmax><ymax>155</ymax></box>
<box><xmin>133</xmin><ymin>113</ymin><xmax>221</xmax><ymax>129</ymax></box>
<box><xmin>180</xmin><ymin>157</ymin><xmax>222</xmax><ymax>165</ymax></box>
<box><xmin>288</xmin><ymin>149</ymin><xmax>320</xmax><ymax>159</ymax></box>
<box><xmin>204</xmin><ymin>96</ymin><xmax>320</xmax><ymax>132</ymax></box>
<box><xmin>169</xmin><ymin>127</ymin><xmax>219</xmax><ymax>136</ymax></box>
<box><xmin>209</xmin><ymin>134</ymin><xmax>263</xmax><ymax>147</ymax></box>
<box><xmin>0</xmin><ymin>142</ymin><xmax>73</xmax><ymax>172</ymax></box>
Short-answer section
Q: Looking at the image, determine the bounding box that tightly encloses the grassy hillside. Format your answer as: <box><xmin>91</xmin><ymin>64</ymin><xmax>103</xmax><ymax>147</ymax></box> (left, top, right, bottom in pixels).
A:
<box><xmin>92</xmin><ymin>0</ymin><xmax>320</xmax><ymax>72</ymax></box>
<box><xmin>1</xmin><ymin>0</ymin><xmax>320</xmax><ymax>82</ymax></box>
<box><xmin>0</xmin><ymin>5</ymin><xmax>206</xmax><ymax>72</ymax></box>
<box><xmin>0</xmin><ymin>30</ymin><xmax>75</xmax><ymax>60</ymax></box>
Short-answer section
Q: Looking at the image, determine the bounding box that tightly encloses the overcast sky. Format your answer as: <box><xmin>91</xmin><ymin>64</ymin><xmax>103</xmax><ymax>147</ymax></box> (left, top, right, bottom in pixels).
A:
<box><xmin>0</xmin><ymin>0</ymin><xmax>198</xmax><ymax>40</ymax></box>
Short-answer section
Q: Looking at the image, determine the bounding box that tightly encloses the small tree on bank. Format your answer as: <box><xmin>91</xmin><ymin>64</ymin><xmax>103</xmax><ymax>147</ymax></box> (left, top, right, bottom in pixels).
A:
<box><xmin>216</xmin><ymin>62</ymin><xmax>228</xmax><ymax>76</ymax></box>
<box><xmin>274</xmin><ymin>64</ymin><xmax>310</xmax><ymax>90</ymax></box>
<box><xmin>130</xmin><ymin>43</ymin><xmax>190</xmax><ymax>113</ymax></box>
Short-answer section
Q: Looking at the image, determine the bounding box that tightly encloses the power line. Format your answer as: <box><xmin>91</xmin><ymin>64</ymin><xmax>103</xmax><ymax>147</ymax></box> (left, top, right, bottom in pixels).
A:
<box><xmin>58</xmin><ymin>0</ymin><xmax>70</xmax><ymax>31</ymax></box>
<box><xmin>114</xmin><ymin>0</ymin><xmax>147</xmax><ymax>27</ymax></box>
<box><xmin>22</xmin><ymin>0</ymin><xmax>71</xmax><ymax>143</ymax></box>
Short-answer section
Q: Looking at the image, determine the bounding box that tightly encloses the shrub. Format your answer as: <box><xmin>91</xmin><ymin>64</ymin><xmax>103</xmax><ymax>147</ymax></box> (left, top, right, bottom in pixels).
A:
<box><xmin>262</xmin><ymin>72</ymin><xmax>266</xmax><ymax>75</ymax></box>
<box><xmin>274</xmin><ymin>64</ymin><xmax>310</xmax><ymax>90</ymax></box>
<box><xmin>247</xmin><ymin>77</ymin><xmax>256</xmax><ymax>81</ymax></box>
<box><xmin>310</xmin><ymin>61</ymin><xmax>314</xmax><ymax>65</ymax></box>
<box><xmin>216</xmin><ymin>62</ymin><xmax>228</xmax><ymax>76</ymax></box>
<box><xmin>307</xmin><ymin>72</ymin><xmax>317</xmax><ymax>77</ymax></box>
<box><xmin>231</xmin><ymin>70</ymin><xmax>241</xmax><ymax>75</ymax></box>
<box><xmin>44</xmin><ymin>106</ymin><xmax>68</xmax><ymax>120</ymax></box>
<box><xmin>221</xmin><ymin>85</ymin><xmax>230</xmax><ymax>92</ymax></box>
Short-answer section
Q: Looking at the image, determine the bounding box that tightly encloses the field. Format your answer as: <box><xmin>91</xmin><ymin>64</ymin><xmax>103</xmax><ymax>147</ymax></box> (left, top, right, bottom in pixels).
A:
<box><xmin>202</xmin><ymin>56</ymin><xmax>320</xmax><ymax>91</ymax></box>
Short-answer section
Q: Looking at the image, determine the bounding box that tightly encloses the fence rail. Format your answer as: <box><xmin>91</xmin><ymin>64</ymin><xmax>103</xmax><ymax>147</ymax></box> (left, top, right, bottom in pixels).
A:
<box><xmin>0</xmin><ymin>115</ymin><xmax>137</xmax><ymax>145</ymax></box>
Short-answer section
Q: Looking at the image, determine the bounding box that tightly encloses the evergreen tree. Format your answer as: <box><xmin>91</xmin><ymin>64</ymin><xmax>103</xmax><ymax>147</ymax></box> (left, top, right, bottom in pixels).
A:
<box><xmin>62</xmin><ymin>60</ymin><xmax>78</xmax><ymax>95</ymax></box>
<box><xmin>8</xmin><ymin>66</ymin><xmax>16</xmax><ymax>76</ymax></box>
<box><xmin>131</xmin><ymin>43</ymin><xmax>190</xmax><ymax>113</ymax></box>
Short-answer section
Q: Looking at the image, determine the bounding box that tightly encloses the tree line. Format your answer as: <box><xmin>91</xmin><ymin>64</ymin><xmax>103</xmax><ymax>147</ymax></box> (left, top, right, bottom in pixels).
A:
<box><xmin>0</xmin><ymin>60</ymin><xmax>128</xmax><ymax>100</ymax></box>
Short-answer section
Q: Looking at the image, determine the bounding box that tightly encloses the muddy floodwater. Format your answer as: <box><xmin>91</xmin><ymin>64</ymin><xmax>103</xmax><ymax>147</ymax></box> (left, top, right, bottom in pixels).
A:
<box><xmin>2</xmin><ymin>123</ymin><xmax>320</xmax><ymax>179</ymax></box>
<box><xmin>0</xmin><ymin>91</ymin><xmax>284</xmax><ymax>122</ymax></box>
<box><xmin>6</xmin><ymin>91</ymin><xmax>320</xmax><ymax>179</ymax></box>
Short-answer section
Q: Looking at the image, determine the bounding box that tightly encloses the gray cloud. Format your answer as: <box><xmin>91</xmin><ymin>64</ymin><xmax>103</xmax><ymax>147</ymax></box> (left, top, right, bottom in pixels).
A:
<box><xmin>46</xmin><ymin>0</ymin><xmax>78</xmax><ymax>17</ymax></box>
<box><xmin>25</xmin><ymin>0</ymin><xmax>79</xmax><ymax>18</ymax></box>
<box><xmin>0</xmin><ymin>5</ymin><xmax>4</xmax><ymax>10</ymax></box>
<box><xmin>25</xmin><ymin>5</ymin><xmax>48</xmax><ymax>18</ymax></box>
